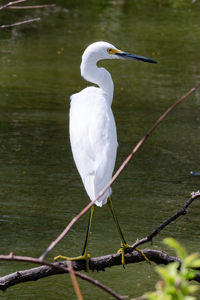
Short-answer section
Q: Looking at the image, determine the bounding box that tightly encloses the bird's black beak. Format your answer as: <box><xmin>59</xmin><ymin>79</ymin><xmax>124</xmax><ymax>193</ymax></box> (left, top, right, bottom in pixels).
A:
<box><xmin>116</xmin><ymin>51</ymin><xmax>157</xmax><ymax>64</ymax></box>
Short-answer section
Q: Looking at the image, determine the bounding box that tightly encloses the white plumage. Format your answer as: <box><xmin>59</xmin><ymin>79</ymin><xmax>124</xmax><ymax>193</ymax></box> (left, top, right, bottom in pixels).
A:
<box><xmin>70</xmin><ymin>42</ymin><xmax>120</xmax><ymax>207</ymax></box>
<box><xmin>70</xmin><ymin>41</ymin><xmax>157</xmax><ymax>207</ymax></box>
<box><xmin>55</xmin><ymin>41</ymin><xmax>157</xmax><ymax>269</ymax></box>
<box><xmin>70</xmin><ymin>84</ymin><xmax>118</xmax><ymax>206</ymax></box>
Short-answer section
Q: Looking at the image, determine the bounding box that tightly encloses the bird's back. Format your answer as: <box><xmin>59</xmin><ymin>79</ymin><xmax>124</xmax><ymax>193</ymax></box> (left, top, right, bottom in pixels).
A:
<box><xmin>70</xmin><ymin>86</ymin><xmax>118</xmax><ymax>206</ymax></box>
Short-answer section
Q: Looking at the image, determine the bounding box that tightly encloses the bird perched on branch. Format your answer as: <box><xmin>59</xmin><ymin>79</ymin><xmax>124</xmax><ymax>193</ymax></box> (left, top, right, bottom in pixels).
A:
<box><xmin>55</xmin><ymin>41</ymin><xmax>157</xmax><ymax>271</ymax></box>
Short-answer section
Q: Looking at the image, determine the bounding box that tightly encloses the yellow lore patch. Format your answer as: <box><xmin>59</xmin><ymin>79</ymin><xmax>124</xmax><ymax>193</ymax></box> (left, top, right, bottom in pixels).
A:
<box><xmin>107</xmin><ymin>48</ymin><xmax>121</xmax><ymax>55</ymax></box>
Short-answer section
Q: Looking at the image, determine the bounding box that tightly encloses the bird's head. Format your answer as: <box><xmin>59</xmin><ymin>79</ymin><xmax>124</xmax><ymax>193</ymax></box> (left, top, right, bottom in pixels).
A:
<box><xmin>82</xmin><ymin>41</ymin><xmax>157</xmax><ymax>64</ymax></box>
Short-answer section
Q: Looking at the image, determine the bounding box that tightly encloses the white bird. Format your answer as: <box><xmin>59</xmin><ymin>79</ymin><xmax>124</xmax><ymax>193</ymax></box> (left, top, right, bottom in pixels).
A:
<box><xmin>55</xmin><ymin>41</ymin><xmax>157</xmax><ymax>271</ymax></box>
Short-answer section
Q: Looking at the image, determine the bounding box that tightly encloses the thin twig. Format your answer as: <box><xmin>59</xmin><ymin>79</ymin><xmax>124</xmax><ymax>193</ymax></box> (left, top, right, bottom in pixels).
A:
<box><xmin>67</xmin><ymin>261</ymin><xmax>84</xmax><ymax>300</ymax></box>
<box><xmin>128</xmin><ymin>190</ymin><xmax>200</xmax><ymax>252</ymax></box>
<box><xmin>0</xmin><ymin>0</ymin><xmax>27</xmax><ymax>10</ymax></box>
<box><xmin>40</xmin><ymin>82</ymin><xmax>200</xmax><ymax>260</ymax></box>
<box><xmin>78</xmin><ymin>272</ymin><xmax>124</xmax><ymax>300</ymax></box>
<box><xmin>8</xmin><ymin>4</ymin><xmax>56</xmax><ymax>9</ymax></box>
<box><xmin>0</xmin><ymin>254</ymin><xmax>123</xmax><ymax>299</ymax></box>
<box><xmin>0</xmin><ymin>17</ymin><xmax>40</xmax><ymax>28</ymax></box>
<box><xmin>40</xmin><ymin>202</ymin><xmax>93</xmax><ymax>260</ymax></box>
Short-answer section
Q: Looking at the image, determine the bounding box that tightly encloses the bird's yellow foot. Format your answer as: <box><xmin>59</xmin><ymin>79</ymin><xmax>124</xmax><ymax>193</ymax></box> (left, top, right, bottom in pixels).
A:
<box><xmin>117</xmin><ymin>242</ymin><xmax>130</xmax><ymax>266</ymax></box>
<box><xmin>117</xmin><ymin>244</ymin><xmax>150</xmax><ymax>266</ymax></box>
<box><xmin>54</xmin><ymin>253</ymin><xmax>91</xmax><ymax>272</ymax></box>
<box><xmin>135</xmin><ymin>247</ymin><xmax>150</xmax><ymax>264</ymax></box>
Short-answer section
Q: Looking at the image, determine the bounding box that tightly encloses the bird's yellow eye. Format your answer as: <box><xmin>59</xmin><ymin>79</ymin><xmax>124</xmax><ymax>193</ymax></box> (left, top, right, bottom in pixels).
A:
<box><xmin>107</xmin><ymin>48</ymin><xmax>114</xmax><ymax>55</ymax></box>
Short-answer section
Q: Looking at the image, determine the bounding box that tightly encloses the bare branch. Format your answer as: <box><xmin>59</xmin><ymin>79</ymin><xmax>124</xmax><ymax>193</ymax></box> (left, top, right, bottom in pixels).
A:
<box><xmin>0</xmin><ymin>0</ymin><xmax>27</xmax><ymax>10</ymax></box>
<box><xmin>0</xmin><ymin>17</ymin><xmax>40</xmax><ymax>29</ymax></box>
<box><xmin>8</xmin><ymin>4</ymin><xmax>56</xmax><ymax>9</ymax></box>
<box><xmin>67</xmin><ymin>261</ymin><xmax>84</xmax><ymax>300</ymax></box>
<box><xmin>129</xmin><ymin>191</ymin><xmax>200</xmax><ymax>251</ymax></box>
<box><xmin>2</xmin><ymin>248</ymin><xmax>200</xmax><ymax>292</ymax></box>
<box><xmin>40</xmin><ymin>201</ymin><xmax>94</xmax><ymax>260</ymax></box>
<box><xmin>0</xmin><ymin>249</ymin><xmax>180</xmax><ymax>292</ymax></box>
<box><xmin>1</xmin><ymin>193</ymin><xmax>200</xmax><ymax>293</ymax></box>
<box><xmin>40</xmin><ymin>82</ymin><xmax>200</xmax><ymax>260</ymax></box>
<box><xmin>0</xmin><ymin>254</ymin><xmax>123</xmax><ymax>299</ymax></box>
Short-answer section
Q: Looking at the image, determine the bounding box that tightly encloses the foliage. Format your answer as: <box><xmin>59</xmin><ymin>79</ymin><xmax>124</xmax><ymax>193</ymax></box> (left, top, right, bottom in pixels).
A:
<box><xmin>146</xmin><ymin>238</ymin><xmax>200</xmax><ymax>300</ymax></box>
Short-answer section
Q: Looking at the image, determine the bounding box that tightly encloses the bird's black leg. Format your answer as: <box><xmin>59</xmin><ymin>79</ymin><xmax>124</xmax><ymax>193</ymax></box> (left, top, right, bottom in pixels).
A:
<box><xmin>107</xmin><ymin>196</ymin><xmax>150</xmax><ymax>266</ymax></box>
<box><xmin>107</xmin><ymin>196</ymin><xmax>129</xmax><ymax>266</ymax></box>
<box><xmin>54</xmin><ymin>205</ymin><xmax>95</xmax><ymax>272</ymax></box>
<box><xmin>81</xmin><ymin>205</ymin><xmax>95</xmax><ymax>257</ymax></box>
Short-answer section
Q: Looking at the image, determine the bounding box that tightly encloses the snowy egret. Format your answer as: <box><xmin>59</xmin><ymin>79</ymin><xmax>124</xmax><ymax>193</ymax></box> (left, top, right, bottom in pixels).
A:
<box><xmin>55</xmin><ymin>41</ymin><xmax>157</xmax><ymax>271</ymax></box>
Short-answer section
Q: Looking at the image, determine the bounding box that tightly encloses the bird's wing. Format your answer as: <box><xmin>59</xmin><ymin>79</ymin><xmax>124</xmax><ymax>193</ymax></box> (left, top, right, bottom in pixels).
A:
<box><xmin>70</xmin><ymin>87</ymin><xmax>118</xmax><ymax>205</ymax></box>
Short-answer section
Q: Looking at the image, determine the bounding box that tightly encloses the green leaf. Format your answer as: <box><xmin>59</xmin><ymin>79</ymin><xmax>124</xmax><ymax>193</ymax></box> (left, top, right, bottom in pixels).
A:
<box><xmin>164</xmin><ymin>238</ymin><xmax>187</xmax><ymax>259</ymax></box>
<box><xmin>184</xmin><ymin>253</ymin><xmax>199</xmax><ymax>266</ymax></box>
<box><xmin>156</xmin><ymin>266</ymin><xmax>171</xmax><ymax>281</ymax></box>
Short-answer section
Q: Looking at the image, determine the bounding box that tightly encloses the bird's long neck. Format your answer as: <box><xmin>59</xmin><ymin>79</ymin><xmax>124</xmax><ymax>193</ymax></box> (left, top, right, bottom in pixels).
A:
<box><xmin>80</xmin><ymin>57</ymin><xmax>114</xmax><ymax>105</ymax></box>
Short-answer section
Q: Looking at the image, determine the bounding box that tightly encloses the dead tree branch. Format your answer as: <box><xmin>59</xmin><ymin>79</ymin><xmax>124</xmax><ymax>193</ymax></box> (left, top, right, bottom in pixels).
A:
<box><xmin>0</xmin><ymin>193</ymin><xmax>199</xmax><ymax>293</ymax></box>
<box><xmin>0</xmin><ymin>17</ymin><xmax>40</xmax><ymax>28</ymax></box>
<box><xmin>1</xmin><ymin>248</ymin><xmax>200</xmax><ymax>293</ymax></box>
<box><xmin>40</xmin><ymin>82</ymin><xmax>200</xmax><ymax>261</ymax></box>
<box><xmin>0</xmin><ymin>191</ymin><xmax>200</xmax><ymax>291</ymax></box>
<box><xmin>128</xmin><ymin>191</ymin><xmax>200</xmax><ymax>252</ymax></box>
<box><xmin>0</xmin><ymin>254</ymin><xmax>123</xmax><ymax>299</ymax></box>
<box><xmin>67</xmin><ymin>261</ymin><xmax>84</xmax><ymax>300</ymax></box>
<box><xmin>0</xmin><ymin>1</ymin><xmax>56</xmax><ymax>29</ymax></box>
<box><xmin>8</xmin><ymin>4</ymin><xmax>56</xmax><ymax>9</ymax></box>
<box><xmin>0</xmin><ymin>249</ymin><xmax>181</xmax><ymax>292</ymax></box>
<box><xmin>0</xmin><ymin>0</ymin><xmax>27</xmax><ymax>10</ymax></box>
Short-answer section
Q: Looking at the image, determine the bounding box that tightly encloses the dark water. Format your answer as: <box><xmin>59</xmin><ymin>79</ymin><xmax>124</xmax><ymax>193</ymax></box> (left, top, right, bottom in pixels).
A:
<box><xmin>0</xmin><ymin>0</ymin><xmax>200</xmax><ymax>299</ymax></box>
